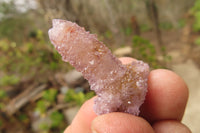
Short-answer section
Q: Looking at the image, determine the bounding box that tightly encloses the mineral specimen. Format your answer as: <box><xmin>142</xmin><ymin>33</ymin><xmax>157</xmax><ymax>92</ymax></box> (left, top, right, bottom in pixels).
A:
<box><xmin>48</xmin><ymin>19</ymin><xmax>149</xmax><ymax>115</ymax></box>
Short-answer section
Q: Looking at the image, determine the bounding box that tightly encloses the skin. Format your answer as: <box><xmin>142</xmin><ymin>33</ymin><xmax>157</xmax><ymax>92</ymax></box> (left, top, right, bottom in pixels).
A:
<box><xmin>64</xmin><ymin>57</ymin><xmax>191</xmax><ymax>133</ymax></box>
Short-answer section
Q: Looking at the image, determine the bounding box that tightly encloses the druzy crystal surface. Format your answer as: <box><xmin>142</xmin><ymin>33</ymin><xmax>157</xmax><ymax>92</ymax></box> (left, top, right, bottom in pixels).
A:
<box><xmin>48</xmin><ymin>19</ymin><xmax>149</xmax><ymax>115</ymax></box>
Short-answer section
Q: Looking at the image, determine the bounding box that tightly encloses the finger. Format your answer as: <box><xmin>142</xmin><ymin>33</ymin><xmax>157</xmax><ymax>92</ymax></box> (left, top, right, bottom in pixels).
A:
<box><xmin>119</xmin><ymin>57</ymin><xmax>137</xmax><ymax>64</ymax></box>
<box><xmin>64</xmin><ymin>97</ymin><xmax>97</xmax><ymax>133</ymax></box>
<box><xmin>91</xmin><ymin>112</ymin><xmax>154</xmax><ymax>133</ymax></box>
<box><xmin>64</xmin><ymin>57</ymin><xmax>138</xmax><ymax>133</ymax></box>
<box><xmin>140</xmin><ymin>69</ymin><xmax>189</xmax><ymax>122</ymax></box>
<box><xmin>153</xmin><ymin>120</ymin><xmax>191</xmax><ymax>133</ymax></box>
<box><xmin>64</xmin><ymin>125</ymin><xmax>72</xmax><ymax>133</ymax></box>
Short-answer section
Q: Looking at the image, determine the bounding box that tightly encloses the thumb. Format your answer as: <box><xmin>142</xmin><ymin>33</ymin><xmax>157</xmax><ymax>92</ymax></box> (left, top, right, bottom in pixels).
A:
<box><xmin>91</xmin><ymin>113</ymin><xmax>154</xmax><ymax>133</ymax></box>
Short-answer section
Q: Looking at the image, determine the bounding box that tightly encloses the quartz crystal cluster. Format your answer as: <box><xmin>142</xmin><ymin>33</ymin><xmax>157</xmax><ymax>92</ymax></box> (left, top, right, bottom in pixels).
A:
<box><xmin>48</xmin><ymin>19</ymin><xmax>149</xmax><ymax>115</ymax></box>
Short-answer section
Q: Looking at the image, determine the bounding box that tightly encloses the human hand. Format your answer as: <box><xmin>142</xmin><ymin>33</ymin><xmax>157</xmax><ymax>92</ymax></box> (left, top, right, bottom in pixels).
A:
<box><xmin>64</xmin><ymin>57</ymin><xmax>191</xmax><ymax>133</ymax></box>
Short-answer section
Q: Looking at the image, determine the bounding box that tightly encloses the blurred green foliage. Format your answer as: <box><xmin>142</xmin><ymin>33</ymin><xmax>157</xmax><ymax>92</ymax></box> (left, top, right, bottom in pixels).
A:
<box><xmin>0</xmin><ymin>32</ymin><xmax>67</xmax><ymax>88</ymax></box>
<box><xmin>35</xmin><ymin>89</ymin><xmax>58</xmax><ymax>114</ymax></box>
<box><xmin>34</xmin><ymin>88</ymin><xmax>94</xmax><ymax>132</ymax></box>
<box><xmin>159</xmin><ymin>22</ymin><xmax>173</xmax><ymax>30</ymax></box>
<box><xmin>178</xmin><ymin>19</ymin><xmax>186</xmax><ymax>28</ymax></box>
<box><xmin>39</xmin><ymin>123</ymin><xmax>50</xmax><ymax>132</ymax></box>
<box><xmin>0</xmin><ymin>17</ymin><xmax>33</xmax><ymax>43</ymax></box>
<box><xmin>50</xmin><ymin>111</ymin><xmax>64</xmax><ymax>128</ymax></box>
<box><xmin>0</xmin><ymin>90</ymin><xmax>7</xmax><ymax>99</ymax></box>
<box><xmin>0</xmin><ymin>103</ymin><xmax>4</xmax><ymax>110</ymax></box>
<box><xmin>193</xmin><ymin>12</ymin><xmax>200</xmax><ymax>31</ymax></box>
<box><xmin>0</xmin><ymin>0</ymin><xmax>37</xmax><ymax>43</ymax></box>
<box><xmin>140</xmin><ymin>24</ymin><xmax>152</xmax><ymax>32</ymax></box>
<box><xmin>18</xmin><ymin>114</ymin><xmax>28</xmax><ymax>122</ymax></box>
<box><xmin>42</xmin><ymin>88</ymin><xmax>58</xmax><ymax>103</ymax></box>
<box><xmin>0</xmin><ymin>0</ymin><xmax>16</xmax><ymax>16</ymax></box>
<box><xmin>0</xmin><ymin>120</ymin><xmax>2</xmax><ymax>128</ymax></box>
<box><xmin>0</xmin><ymin>90</ymin><xmax>7</xmax><ymax>111</ymax></box>
<box><xmin>39</xmin><ymin>111</ymin><xmax>65</xmax><ymax>132</ymax></box>
<box><xmin>132</xmin><ymin>36</ymin><xmax>170</xmax><ymax>68</ymax></box>
<box><xmin>132</xmin><ymin>36</ymin><xmax>157</xmax><ymax>68</ymax></box>
<box><xmin>64</xmin><ymin>89</ymin><xmax>95</xmax><ymax>106</ymax></box>
<box><xmin>35</xmin><ymin>100</ymin><xmax>50</xmax><ymax>114</ymax></box>
<box><xmin>124</xmin><ymin>27</ymin><xmax>133</xmax><ymax>36</ymax></box>
<box><xmin>195</xmin><ymin>37</ymin><xmax>200</xmax><ymax>45</ymax></box>
<box><xmin>191</xmin><ymin>0</ymin><xmax>200</xmax><ymax>31</ymax></box>
<box><xmin>0</xmin><ymin>75</ymin><xmax>20</xmax><ymax>86</ymax></box>
<box><xmin>104</xmin><ymin>30</ymin><xmax>113</xmax><ymax>39</ymax></box>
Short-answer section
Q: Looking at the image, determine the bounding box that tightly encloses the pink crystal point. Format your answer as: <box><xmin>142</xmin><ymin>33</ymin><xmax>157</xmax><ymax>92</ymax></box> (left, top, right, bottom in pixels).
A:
<box><xmin>48</xmin><ymin>19</ymin><xmax>149</xmax><ymax>115</ymax></box>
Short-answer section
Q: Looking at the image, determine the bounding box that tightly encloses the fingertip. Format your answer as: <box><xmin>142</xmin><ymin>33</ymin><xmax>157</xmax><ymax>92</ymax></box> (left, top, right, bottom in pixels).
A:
<box><xmin>150</xmin><ymin>69</ymin><xmax>189</xmax><ymax>97</ymax></box>
<box><xmin>141</xmin><ymin>69</ymin><xmax>189</xmax><ymax>122</ymax></box>
<box><xmin>64</xmin><ymin>97</ymin><xmax>97</xmax><ymax>133</ymax></box>
<box><xmin>64</xmin><ymin>125</ymin><xmax>72</xmax><ymax>133</ymax></box>
<box><xmin>150</xmin><ymin>69</ymin><xmax>189</xmax><ymax>106</ymax></box>
<box><xmin>92</xmin><ymin>113</ymin><xmax>154</xmax><ymax>133</ymax></box>
<box><xmin>119</xmin><ymin>57</ymin><xmax>137</xmax><ymax>64</ymax></box>
<box><xmin>153</xmin><ymin>120</ymin><xmax>191</xmax><ymax>133</ymax></box>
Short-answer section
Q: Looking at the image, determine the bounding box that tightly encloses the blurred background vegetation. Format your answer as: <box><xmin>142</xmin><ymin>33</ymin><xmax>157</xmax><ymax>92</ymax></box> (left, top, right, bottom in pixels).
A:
<box><xmin>0</xmin><ymin>0</ymin><xmax>200</xmax><ymax>132</ymax></box>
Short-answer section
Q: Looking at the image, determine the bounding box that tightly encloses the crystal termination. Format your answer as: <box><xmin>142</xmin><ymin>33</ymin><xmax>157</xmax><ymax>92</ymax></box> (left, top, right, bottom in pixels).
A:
<box><xmin>48</xmin><ymin>19</ymin><xmax>149</xmax><ymax>115</ymax></box>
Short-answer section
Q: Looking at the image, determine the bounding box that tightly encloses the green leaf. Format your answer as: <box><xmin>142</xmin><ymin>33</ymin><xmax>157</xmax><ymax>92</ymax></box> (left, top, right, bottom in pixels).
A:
<box><xmin>39</xmin><ymin>123</ymin><xmax>50</xmax><ymax>131</ymax></box>
<box><xmin>50</xmin><ymin>62</ymin><xmax>58</xmax><ymax>70</ymax></box>
<box><xmin>64</xmin><ymin>89</ymin><xmax>77</xmax><ymax>102</ymax></box>
<box><xmin>195</xmin><ymin>37</ymin><xmax>200</xmax><ymax>46</ymax></box>
<box><xmin>18</xmin><ymin>114</ymin><xmax>28</xmax><ymax>121</ymax></box>
<box><xmin>178</xmin><ymin>19</ymin><xmax>186</xmax><ymax>28</ymax></box>
<box><xmin>0</xmin><ymin>103</ymin><xmax>5</xmax><ymax>110</ymax></box>
<box><xmin>50</xmin><ymin>111</ymin><xmax>64</xmax><ymax>128</ymax></box>
<box><xmin>0</xmin><ymin>120</ymin><xmax>3</xmax><ymax>127</ymax></box>
<box><xmin>85</xmin><ymin>91</ymin><xmax>95</xmax><ymax>100</ymax></box>
<box><xmin>75</xmin><ymin>92</ymin><xmax>85</xmax><ymax>105</ymax></box>
<box><xmin>159</xmin><ymin>22</ymin><xmax>173</xmax><ymax>30</ymax></box>
<box><xmin>42</xmin><ymin>89</ymin><xmax>58</xmax><ymax>103</ymax></box>
<box><xmin>104</xmin><ymin>30</ymin><xmax>112</xmax><ymax>39</ymax></box>
<box><xmin>64</xmin><ymin>89</ymin><xmax>95</xmax><ymax>106</ymax></box>
<box><xmin>0</xmin><ymin>90</ymin><xmax>7</xmax><ymax>99</ymax></box>
<box><xmin>124</xmin><ymin>27</ymin><xmax>132</xmax><ymax>36</ymax></box>
<box><xmin>35</xmin><ymin>100</ymin><xmax>49</xmax><ymax>114</ymax></box>
<box><xmin>0</xmin><ymin>75</ymin><xmax>20</xmax><ymax>86</ymax></box>
<box><xmin>140</xmin><ymin>24</ymin><xmax>151</xmax><ymax>32</ymax></box>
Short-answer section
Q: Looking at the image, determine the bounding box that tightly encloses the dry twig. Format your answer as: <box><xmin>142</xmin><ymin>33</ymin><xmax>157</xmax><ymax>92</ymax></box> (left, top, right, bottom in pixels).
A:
<box><xmin>5</xmin><ymin>84</ymin><xmax>47</xmax><ymax>115</ymax></box>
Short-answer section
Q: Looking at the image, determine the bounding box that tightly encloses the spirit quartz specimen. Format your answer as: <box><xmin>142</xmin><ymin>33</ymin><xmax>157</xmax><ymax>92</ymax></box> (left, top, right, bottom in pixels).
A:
<box><xmin>48</xmin><ymin>19</ymin><xmax>149</xmax><ymax>115</ymax></box>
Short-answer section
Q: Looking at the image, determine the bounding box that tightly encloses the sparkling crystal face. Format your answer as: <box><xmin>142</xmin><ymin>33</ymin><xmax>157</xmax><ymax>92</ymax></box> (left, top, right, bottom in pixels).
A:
<box><xmin>49</xmin><ymin>19</ymin><xmax>149</xmax><ymax>115</ymax></box>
